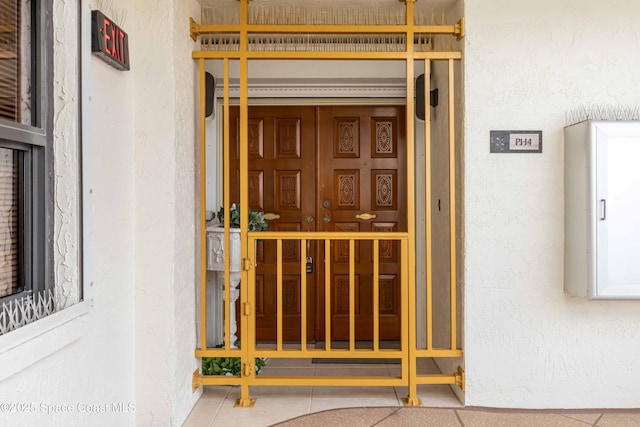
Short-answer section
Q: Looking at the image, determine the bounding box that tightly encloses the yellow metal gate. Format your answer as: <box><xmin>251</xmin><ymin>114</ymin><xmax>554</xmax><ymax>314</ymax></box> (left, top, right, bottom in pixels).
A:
<box><xmin>191</xmin><ymin>0</ymin><xmax>464</xmax><ymax>407</ymax></box>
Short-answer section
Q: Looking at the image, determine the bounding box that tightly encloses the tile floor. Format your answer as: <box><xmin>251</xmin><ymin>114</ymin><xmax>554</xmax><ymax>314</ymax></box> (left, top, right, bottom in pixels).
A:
<box><xmin>183</xmin><ymin>358</ymin><xmax>640</xmax><ymax>427</ymax></box>
<box><xmin>183</xmin><ymin>358</ymin><xmax>463</xmax><ymax>427</ymax></box>
<box><xmin>273</xmin><ymin>408</ymin><xmax>640</xmax><ymax>427</ymax></box>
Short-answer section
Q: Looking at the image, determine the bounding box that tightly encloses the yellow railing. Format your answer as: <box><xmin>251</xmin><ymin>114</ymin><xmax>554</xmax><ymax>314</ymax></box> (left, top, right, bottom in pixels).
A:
<box><xmin>247</xmin><ymin>231</ymin><xmax>408</xmax><ymax>356</ymax></box>
<box><xmin>192</xmin><ymin>0</ymin><xmax>464</xmax><ymax>408</ymax></box>
<box><xmin>193</xmin><ymin>232</ymin><xmax>463</xmax><ymax>406</ymax></box>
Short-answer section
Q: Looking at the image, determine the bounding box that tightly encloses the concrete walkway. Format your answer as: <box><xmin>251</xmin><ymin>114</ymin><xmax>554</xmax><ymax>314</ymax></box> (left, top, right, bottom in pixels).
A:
<box><xmin>183</xmin><ymin>358</ymin><xmax>640</xmax><ymax>426</ymax></box>
<box><xmin>272</xmin><ymin>407</ymin><xmax>640</xmax><ymax>427</ymax></box>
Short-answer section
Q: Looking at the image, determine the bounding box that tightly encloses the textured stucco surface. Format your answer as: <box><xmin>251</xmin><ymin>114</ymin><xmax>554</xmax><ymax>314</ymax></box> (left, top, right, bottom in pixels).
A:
<box><xmin>0</xmin><ymin>1</ymin><xmax>137</xmax><ymax>425</ymax></box>
<box><xmin>1</xmin><ymin>0</ymin><xmax>201</xmax><ymax>425</ymax></box>
<box><xmin>133</xmin><ymin>0</ymin><xmax>201</xmax><ymax>425</ymax></box>
<box><xmin>463</xmin><ymin>0</ymin><xmax>640</xmax><ymax>408</ymax></box>
<box><xmin>171</xmin><ymin>0</ymin><xmax>202</xmax><ymax>422</ymax></box>
<box><xmin>5</xmin><ymin>0</ymin><xmax>640</xmax><ymax>423</ymax></box>
<box><xmin>53</xmin><ymin>0</ymin><xmax>81</xmax><ymax>308</ymax></box>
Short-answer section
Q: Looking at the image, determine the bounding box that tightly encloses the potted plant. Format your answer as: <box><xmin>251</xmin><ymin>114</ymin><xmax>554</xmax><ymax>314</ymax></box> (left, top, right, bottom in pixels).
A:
<box><xmin>202</xmin><ymin>341</ymin><xmax>266</xmax><ymax>376</ymax></box>
<box><xmin>207</xmin><ymin>204</ymin><xmax>268</xmax><ymax>271</ymax></box>
<box><xmin>203</xmin><ymin>204</ymin><xmax>269</xmax><ymax>375</ymax></box>
<box><xmin>216</xmin><ymin>203</ymin><xmax>268</xmax><ymax>232</ymax></box>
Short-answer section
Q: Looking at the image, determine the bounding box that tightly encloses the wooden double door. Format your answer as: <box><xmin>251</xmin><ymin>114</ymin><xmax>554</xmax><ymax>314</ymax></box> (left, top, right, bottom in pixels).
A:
<box><xmin>230</xmin><ymin>105</ymin><xmax>406</xmax><ymax>342</ymax></box>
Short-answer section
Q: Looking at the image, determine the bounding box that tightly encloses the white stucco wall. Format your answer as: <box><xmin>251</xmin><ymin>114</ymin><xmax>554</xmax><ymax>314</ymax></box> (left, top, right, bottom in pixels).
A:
<box><xmin>464</xmin><ymin>0</ymin><xmax>640</xmax><ymax>408</ymax></box>
<box><xmin>0</xmin><ymin>1</ymin><xmax>137</xmax><ymax>425</ymax></box>
<box><xmin>9</xmin><ymin>1</ymin><xmax>638</xmax><ymax>422</ymax></box>
<box><xmin>0</xmin><ymin>0</ymin><xmax>202</xmax><ymax>425</ymax></box>
<box><xmin>133</xmin><ymin>0</ymin><xmax>201</xmax><ymax>424</ymax></box>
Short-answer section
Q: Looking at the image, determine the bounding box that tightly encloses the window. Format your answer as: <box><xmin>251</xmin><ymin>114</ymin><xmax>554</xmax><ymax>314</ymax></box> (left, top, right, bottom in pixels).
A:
<box><xmin>0</xmin><ymin>0</ymin><xmax>53</xmax><ymax>331</ymax></box>
<box><xmin>0</xmin><ymin>148</ymin><xmax>24</xmax><ymax>297</ymax></box>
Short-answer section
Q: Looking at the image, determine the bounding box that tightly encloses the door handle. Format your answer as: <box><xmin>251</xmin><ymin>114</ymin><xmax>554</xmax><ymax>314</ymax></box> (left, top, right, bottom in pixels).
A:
<box><xmin>322</xmin><ymin>214</ymin><xmax>331</xmax><ymax>224</ymax></box>
<box><xmin>355</xmin><ymin>213</ymin><xmax>377</xmax><ymax>220</ymax></box>
<box><xmin>600</xmin><ymin>200</ymin><xmax>606</xmax><ymax>221</ymax></box>
<box><xmin>264</xmin><ymin>213</ymin><xmax>280</xmax><ymax>220</ymax></box>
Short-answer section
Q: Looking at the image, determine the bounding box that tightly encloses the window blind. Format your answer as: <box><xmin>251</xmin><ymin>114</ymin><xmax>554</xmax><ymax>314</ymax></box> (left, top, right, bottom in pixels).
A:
<box><xmin>0</xmin><ymin>0</ymin><xmax>19</xmax><ymax>123</ymax></box>
<box><xmin>0</xmin><ymin>147</ymin><xmax>21</xmax><ymax>297</ymax></box>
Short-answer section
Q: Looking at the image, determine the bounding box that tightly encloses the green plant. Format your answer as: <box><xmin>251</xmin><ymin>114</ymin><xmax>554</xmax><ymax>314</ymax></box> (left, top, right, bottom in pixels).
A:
<box><xmin>201</xmin><ymin>342</ymin><xmax>266</xmax><ymax>376</ymax></box>
<box><xmin>216</xmin><ymin>204</ymin><xmax>268</xmax><ymax>232</ymax></box>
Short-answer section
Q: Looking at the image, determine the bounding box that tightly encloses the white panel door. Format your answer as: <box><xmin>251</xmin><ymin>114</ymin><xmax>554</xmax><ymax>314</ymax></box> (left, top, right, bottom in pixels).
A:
<box><xmin>596</xmin><ymin>131</ymin><xmax>640</xmax><ymax>298</ymax></box>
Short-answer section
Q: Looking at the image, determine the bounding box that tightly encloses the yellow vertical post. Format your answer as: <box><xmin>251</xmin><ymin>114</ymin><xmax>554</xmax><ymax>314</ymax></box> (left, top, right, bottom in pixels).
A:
<box><xmin>199</xmin><ymin>59</ymin><xmax>207</xmax><ymax>351</ymax></box>
<box><xmin>223</xmin><ymin>58</ymin><xmax>231</xmax><ymax>350</ymax></box>
<box><xmin>373</xmin><ymin>240</ymin><xmax>380</xmax><ymax>352</ymax></box>
<box><xmin>448</xmin><ymin>59</ymin><xmax>457</xmax><ymax>351</ymax></box>
<box><xmin>277</xmin><ymin>240</ymin><xmax>283</xmax><ymax>351</ymax></box>
<box><xmin>324</xmin><ymin>239</ymin><xmax>332</xmax><ymax>350</ymax></box>
<box><xmin>247</xmin><ymin>236</ymin><xmax>257</xmax><ymax>355</ymax></box>
<box><xmin>349</xmin><ymin>239</ymin><xmax>355</xmax><ymax>352</ymax></box>
<box><xmin>235</xmin><ymin>0</ymin><xmax>255</xmax><ymax>408</ymax></box>
<box><xmin>403</xmin><ymin>0</ymin><xmax>422</xmax><ymax>407</ymax></box>
<box><xmin>300</xmin><ymin>240</ymin><xmax>307</xmax><ymax>351</ymax></box>
<box><xmin>424</xmin><ymin>59</ymin><xmax>433</xmax><ymax>351</ymax></box>
<box><xmin>400</xmin><ymin>238</ymin><xmax>409</xmax><ymax>382</ymax></box>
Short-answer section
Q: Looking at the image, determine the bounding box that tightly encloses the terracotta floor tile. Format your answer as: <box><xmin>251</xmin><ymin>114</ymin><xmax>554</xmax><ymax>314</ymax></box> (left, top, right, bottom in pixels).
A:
<box><xmin>597</xmin><ymin>413</ymin><xmax>640</xmax><ymax>427</ymax></box>
<box><xmin>376</xmin><ymin>408</ymin><xmax>461</xmax><ymax>427</ymax></box>
<box><xmin>272</xmin><ymin>407</ymin><xmax>398</xmax><ymax>427</ymax></box>
<box><xmin>457</xmin><ymin>410</ymin><xmax>592</xmax><ymax>427</ymax></box>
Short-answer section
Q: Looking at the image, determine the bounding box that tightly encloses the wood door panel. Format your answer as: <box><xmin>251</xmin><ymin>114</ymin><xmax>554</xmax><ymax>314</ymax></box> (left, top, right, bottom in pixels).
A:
<box><xmin>248</xmin><ymin>118</ymin><xmax>264</xmax><ymax>159</ymax></box>
<box><xmin>275</xmin><ymin>170</ymin><xmax>301</xmax><ymax>210</ymax></box>
<box><xmin>248</xmin><ymin>171</ymin><xmax>264</xmax><ymax>211</ymax></box>
<box><xmin>275</xmin><ymin>223</ymin><xmax>301</xmax><ymax>262</ymax></box>
<box><xmin>373</xmin><ymin>222</ymin><xmax>399</xmax><ymax>263</ymax></box>
<box><xmin>255</xmin><ymin>275</ymin><xmax>265</xmax><ymax>315</ymax></box>
<box><xmin>275</xmin><ymin>118</ymin><xmax>301</xmax><ymax>158</ymax></box>
<box><xmin>371</xmin><ymin>117</ymin><xmax>398</xmax><ymax>158</ymax></box>
<box><xmin>333</xmin><ymin>170</ymin><xmax>360</xmax><ymax>210</ymax></box>
<box><xmin>379</xmin><ymin>275</ymin><xmax>398</xmax><ymax>315</ymax></box>
<box><xmin>372</xmin><ymin>169</ymin><xmax>397</xmax><ymax>210</ymax></box>
<box><xmin>334</xmin><ymin>275</ymin><xmax>361</xmax><ymax>315</ymax></box>
<box><xmin>334</xmin><ymin>118</ymin><xmax>360</xmax><ymax>158</ymax></box>
<box><xmin>282</xmin><ymin>276</ymin><xmax>301</xmax><ymax>315</ymax></box>
<box><xmin>231</xmin><ymin>105</ymin><xmax>405</xmax><ymax>343</ymax></box>
<box><xmin>230</xmin><ymin>106</ymin><xmax>316</xmax><ymax>342</ymax></box>
<box><xmin>318</xmin><ymin>105</ymin><xmax>406</xmax><ymax>342</ymax></box>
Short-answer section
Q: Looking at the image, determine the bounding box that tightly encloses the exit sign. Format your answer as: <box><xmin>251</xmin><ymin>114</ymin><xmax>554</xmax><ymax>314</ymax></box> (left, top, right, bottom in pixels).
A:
<box><xmin>91</xmin><ymin>10</ymin><xmax>130</xmax><ymax>71</ymax></box>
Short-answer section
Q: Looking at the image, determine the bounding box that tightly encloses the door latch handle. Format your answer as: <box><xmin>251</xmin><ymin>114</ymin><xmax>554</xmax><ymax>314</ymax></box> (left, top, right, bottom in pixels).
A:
<box><xmin>355</xmin><ymin>213</ymin><xmax>377</xmax><ymax>220</ymax></box>
<box><xmin>264</xmin><ymin>213</ymin><xmax>281</xmax><ymax>220</ymax></box>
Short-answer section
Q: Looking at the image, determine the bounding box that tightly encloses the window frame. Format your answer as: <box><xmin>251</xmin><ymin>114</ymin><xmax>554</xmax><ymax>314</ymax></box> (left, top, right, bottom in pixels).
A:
<box><xmin>0</xmin><ymin>0</ymin><xmax>89</xmax><ymax>374</ymax></box>
<box><xmin>0</xmin><ymin>0</ymin><xmax>53</xmax><ymax>304</ymax></box>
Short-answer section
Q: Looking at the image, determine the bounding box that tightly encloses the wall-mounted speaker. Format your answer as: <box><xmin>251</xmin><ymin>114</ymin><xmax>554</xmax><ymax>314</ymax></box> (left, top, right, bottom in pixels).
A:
<box><xmin>415</xmin><ymin>74</ymin><xmax>438</xmax><ymax>120</ymax></box>
<box><xmin>205</xmin><ymin>72</ymin><xmax>215</xmax><ymax>119</ymax></box>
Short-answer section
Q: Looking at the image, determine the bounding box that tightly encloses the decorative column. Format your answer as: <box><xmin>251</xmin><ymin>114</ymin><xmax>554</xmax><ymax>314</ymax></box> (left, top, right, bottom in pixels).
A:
<box><xmin>206</xmin><ymin>226</ymin><xmax>241</xmax><ymax>347</ymax></box>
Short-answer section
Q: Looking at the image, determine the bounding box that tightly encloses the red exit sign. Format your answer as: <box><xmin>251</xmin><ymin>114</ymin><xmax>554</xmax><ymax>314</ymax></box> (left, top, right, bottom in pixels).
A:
<box><xmin>91</xmin><ymin>10</ymin><xmax>130</xmax><ymax>71</ymax></box>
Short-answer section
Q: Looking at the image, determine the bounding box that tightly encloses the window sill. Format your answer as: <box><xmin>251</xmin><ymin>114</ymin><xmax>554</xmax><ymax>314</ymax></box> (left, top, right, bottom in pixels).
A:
<box><xmin>0</xmin><ymin>300</ymin><xmax>92</xmax><ymax>382</ymax></box>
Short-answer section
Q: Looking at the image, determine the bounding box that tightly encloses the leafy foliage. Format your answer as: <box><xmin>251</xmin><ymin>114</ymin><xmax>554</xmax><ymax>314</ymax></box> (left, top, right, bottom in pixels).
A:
<box><xmin>202</xmin><ymin>342</ymin><xmax>266</xmax><ymax>376</ymax></box>
<box><xmin>216</xmin><ymin>204</ymin><xmax>268</xmax><ymax>232</ymax></box>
